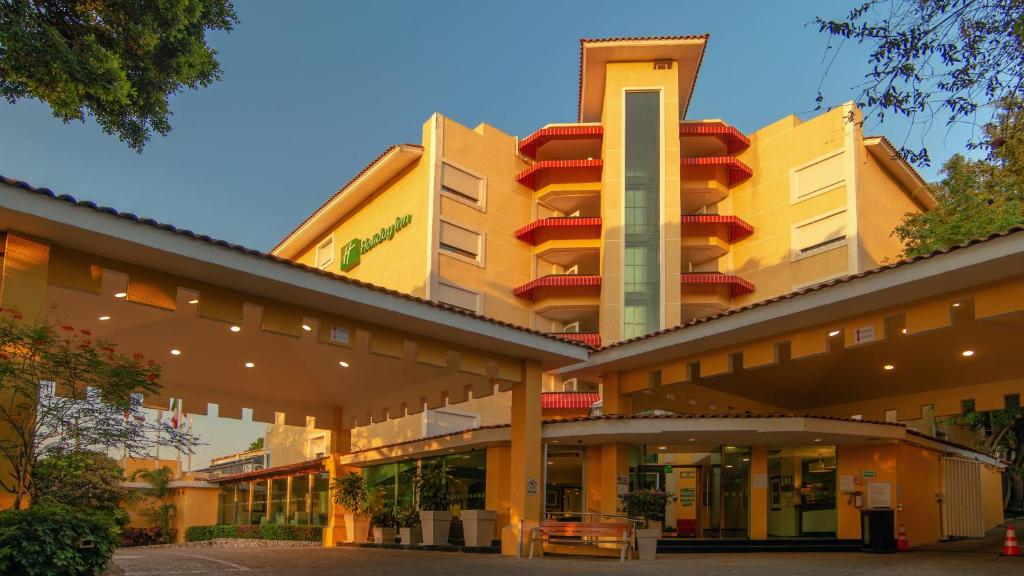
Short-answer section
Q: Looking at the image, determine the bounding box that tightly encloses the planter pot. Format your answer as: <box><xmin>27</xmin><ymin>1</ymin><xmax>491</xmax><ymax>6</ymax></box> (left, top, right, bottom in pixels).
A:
<box><xmin>419</xmin><ymin>511</ymin><xmax>452</xmax><ymax>546</ymax></box>
<box><xmin>635</xmin><ymin>528</ymin><xmax>659</xmax><ymax>561</ymax></box>
<box><xmin>399</xmin><ymin>526</ymin><xmax>422</xmax><ymax>545</ymax></box>
<box><xmin>460</xmin><ymin>510</ymin><xmax>496</xmax><ymax>548</ymax></box>
<box><xmin>372</xmin><ymin>526</ymin><xmax>397</xmax><ymax>545</ymax></box>
<box><xmin>344</xmin><ymin>513</ymin><xmax>370</xmax><ymax>543</ymax></box>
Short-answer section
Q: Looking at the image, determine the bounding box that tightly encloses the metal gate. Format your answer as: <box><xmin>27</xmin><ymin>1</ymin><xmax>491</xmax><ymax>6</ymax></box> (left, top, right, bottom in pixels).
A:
<box><xmin>940</xmin><ymin>457</ymin><xmax>985</xmax><ymax>538</ymax></box>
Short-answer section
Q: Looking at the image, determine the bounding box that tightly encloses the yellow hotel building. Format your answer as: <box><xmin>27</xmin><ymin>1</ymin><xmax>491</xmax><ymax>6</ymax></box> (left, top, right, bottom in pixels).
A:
<box><xmin>0</xmin><ymin>36</ymin><xmax>1018</xmax><ymax>555</ymax></box>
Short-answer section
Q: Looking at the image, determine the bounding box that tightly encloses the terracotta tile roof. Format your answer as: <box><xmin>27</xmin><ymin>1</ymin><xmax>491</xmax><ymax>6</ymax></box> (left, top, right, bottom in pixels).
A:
<box><xmin>863</xmin><ymin>134</ymin><xmax>930</xmax><ymax>187</ymax></box>
<box><xmin>0</xmin><ymin>173</ymin><xmax>591</xmax><ymax>350</ymax></box>
<box><xmin>577</xmin><ymin>35</ymin><xmax>711</xmax><ymax>122</ymax></box>
<box><xmin>271</xmin><ymin>143</ymin><xmax>423</xmax><ymax>254</ymax></box>
<box><xmin>207</xmin><ymin>457</ymin><xmax>326</xmax><ymax>484</ymax></box>
<box><xmin>600</xmin><ymin>225</ymin><xmax>1024</xmax><ymax>350</ymax></box>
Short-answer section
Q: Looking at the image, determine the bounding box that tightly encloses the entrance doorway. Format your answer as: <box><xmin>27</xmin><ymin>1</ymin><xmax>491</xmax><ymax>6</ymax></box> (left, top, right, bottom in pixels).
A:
<box><xmin>767</xmin><ymin>446</ymin><xmax>837</xmax><ymax>538</ymax></box>
<box><xmin>545</xmin><ymin>449</ymin><xmax>584</xmax><ymax>516</ymax></box>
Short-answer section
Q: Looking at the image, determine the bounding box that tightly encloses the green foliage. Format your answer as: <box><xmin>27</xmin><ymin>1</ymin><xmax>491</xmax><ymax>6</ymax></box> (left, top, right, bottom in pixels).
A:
<box><xmin>0</xmin><ymin>502</ymin><xmax>119</xmax><ymax>576</ymax></box>
<box><xmin>895</xmin><ymin>99</ymin><xmax>1024</xmax><ymax>257</ymax></box>
<box><xmin>33</xmin><ymin>449</ymin><xmax>127</xmax><ymax>516</ymax></box>
<box><xmin>817</xmin><ymin>1</ymin><xmax>1024</xmax><ymax>165</ymax></box>
<box><xmin>413</xmin><ymin>461</ymin><xmax>452</xmax><ymax>512</ymax></box>
<box><xmin>619</xmin><ymin>489</ymin><xmax>674</xmax><ymax>526</ymax></box>
<box><xmin>370</xmin><ymin>500</ymin><xmax>397</xmax><ymax>528</ymax></box>
<box><xmin>0</xmin><ymin>0</ymin><xmax>238</xmax><ymax>151</ymax></box>
<box><xmin>331</xmin><ymin>472</ymin><xmax>368</xmax><ymax>514</ymax></box>
<box><xmin>120</xmin><ymin>527</ymin><xmax>165</xmax><ymax>547</ymax></box>
<box><xmin>395</xmin><ymin>504</ymin><xmax>421</xmax><ymax>528</ymax></box>
<box><xmin>248</xmin><ymin>437</ymin><xmax>264</xmax><ymax>451</ymax></box>
<box><xmin>131</xmin><ymin>466</ymin><xmax>177</xmax><ymax>544</ymax></box>
<box><xmin>184</xmin><ymin>524</ymin><xmax>322</xmax><ymax>542</ymax></box>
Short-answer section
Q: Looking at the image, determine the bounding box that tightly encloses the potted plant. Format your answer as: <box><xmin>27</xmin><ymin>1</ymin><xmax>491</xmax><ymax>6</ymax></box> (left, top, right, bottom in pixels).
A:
<box><xmin>413</xmin><ymin>461</ymin><xmax>452</xmax><ymax>545</ymax></box>
<box><xmin>396</xmin><ymin>504</ymin><xmax>422</xmax><ymax>545</ymax></box>
<box><xmin>332</xmin><ymin>472</ymin><xmax>370</xmax><ymax>543</ymax></box>
<box><xmin>620</xmin><ymin>489</ymin><xmax>674</xmax><ymax>560</ymax></box>
<box><xmin>371</xmin><ymin>501</ymin><xmax>397</xmax><ymax>545</ymax></box>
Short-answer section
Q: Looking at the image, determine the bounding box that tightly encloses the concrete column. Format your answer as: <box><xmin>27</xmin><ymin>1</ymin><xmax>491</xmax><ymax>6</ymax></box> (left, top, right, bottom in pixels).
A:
<box><xmin>502</xmin><ymin>360</ymin><xmax>543</xmax><ymax>555</ymax></box>
<box><xmin>485</xmin><ymin>445</ymin><xmax>511</xmax><ymax>544</ymax></box>
<box><xmin>0</xmin><ymin>233</ymin><xmax>50</xmax><ymax>509</ymax></box>
<box><xmin>598</xmin><ymin>443</ymin><xmax>630</xmax><ymax>517</ymax></box>
<box><xmin>600</xmin><ymin>371</ymin><xmax>632</xmax><ymax>416</ymax></box>
<box><xmin>749</xmin><ymin>446</ymin><xmax>768</xmax><ymax>540</ymax></box>
<box><xmin>324</xmin><ymin>407</ymin><xmax>354</xmax><ymax>546</ymax></box>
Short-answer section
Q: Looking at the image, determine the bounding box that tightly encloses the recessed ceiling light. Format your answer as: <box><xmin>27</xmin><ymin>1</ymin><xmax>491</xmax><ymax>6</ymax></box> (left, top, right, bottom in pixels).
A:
<box><xmin>901</xmin><ymin>328</ymin><xmax>908</xmax><ymax>334</ymax></box>
<box><xmin>742</xmin><ymin>457</ymin><xmax>750</xmax><ymax>462</ymax></box>
<box><xmin>114</xmin><ymin>292</ymin><xmax>127</xmax><ymax>298</ymax></box>
<box><xmin>884</xmin><ymin>364</ymin><xmax>895</xmax><ymax>371</ymax></box>
<box><xmin>244</xmin><ymin>362</ymin><xmax>255</xmax><ymax>368</ymax></box>
<box><xmin>961</xmin><ymin>350</ymin><xmax>975</xmax><ymax>357</ymax></box>
<box><xmin>725</xmin><ymin>445</ymin><xmax>736</xmax><ymax>449</ymax></box>
<box><xmin>657</xmin><ymin>446</ymin><xmax>667</xmax><ymax>450</ymax></box>
<box><xmin>725</xmin><ymin>464</ymin><xmax>734</xmax><ymax>468</ymax></box>
<box><xmin>98</xmin><ymin>316</ymin><xmax>111</xmax><ymax>321</ymax></box>
<box><xmin>188</xmin><ymin>299</ymin><xmax>199</xmax><ymax>305</ymax></box>
<box><xmin>551</xmin><ymin>440</ymin><xmax>559</xmax><ymax>444</ymax></box>
<box><xmin>828</xmin><ymin>330</ymin><xmax>841</xmax><ymax>337</ymax></box>
<box><xmin>302</xmin><ymin>324</ymin><xmax>312</xmax><ymax>331</ymax></box>
<box><xmin>339</xmin><ymin>361</ymin><xmax>350</xmax><ymax>368</ymax></box>
<box><xmin>230</xmin><ymin>325</ymin><xmax>241</xmax><ymax>332</ymax></box>
<box><xmin>547</xmin><ymin>461</ymin><xmax>554</xmax><ymax>465</ymax></box>
<box><xmin>170</xmin><ymin>349</ymin><xmax>181</xmax><ymax>356</ymax></box>
<box><xmin>688</xmin><ymin>437</ymin><xmax>696</xmax><ymax>442</ymax></box>
<box><xmin>813</xmin><ymin>438</ymin><xmax>822</xmax><ymax>442</ymax></box>
<box><xmin>952</xmin><ymin>302</ymin><xmax>961</xmax><ymax>307</ymax></box>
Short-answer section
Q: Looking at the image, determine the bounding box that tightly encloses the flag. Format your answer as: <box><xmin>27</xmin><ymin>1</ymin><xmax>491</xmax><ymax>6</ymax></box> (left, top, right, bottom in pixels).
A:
<box><xmin>170</xmin><ymin>398</ymin><xmax>182</xmax><ymax>429</ymax></box>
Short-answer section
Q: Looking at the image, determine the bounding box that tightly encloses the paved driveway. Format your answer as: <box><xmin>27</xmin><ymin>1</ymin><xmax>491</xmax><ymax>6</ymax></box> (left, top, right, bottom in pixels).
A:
<box><xmin>112</xmin><ymin>524</ymin><xmax>1023</xmax><ymax>576</ymax></box>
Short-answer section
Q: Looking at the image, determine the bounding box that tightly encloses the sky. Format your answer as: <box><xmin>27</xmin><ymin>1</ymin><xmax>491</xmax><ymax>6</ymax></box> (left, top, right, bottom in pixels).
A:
<box><xmin>0</xmin><ymin>1</ymin><xmax>989</xmax><ymax>468</ymax></box>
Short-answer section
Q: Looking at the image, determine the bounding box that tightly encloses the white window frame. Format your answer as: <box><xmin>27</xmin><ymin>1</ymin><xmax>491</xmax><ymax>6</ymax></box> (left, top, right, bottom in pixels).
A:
<box><xmin>438</xmin><ymin>218</ymin><xmax>485</xmax><ymax>267</ymax></box>
<box><xmin>439</xmin><ymin>159</ymin><xmax>487</xmax><ymax>212</ymax></box>
<box><xmin>307</xmin><ymin>434</ymin><xmax>326</xmax><ymax>459</ymax></box>
<box><xmin>789</xmin><ymin>149</ymin><xmax>846</xmax><ymax>204</ymax></box>
<box><xmin>316</xmin><ymin>235</ymin><xmax>334</xmax><ymax>269</ymax></box>
<box><xmin>790</xmin><ymin>207</ymin><xmax>849</xmax><ymax>262</ymax></box>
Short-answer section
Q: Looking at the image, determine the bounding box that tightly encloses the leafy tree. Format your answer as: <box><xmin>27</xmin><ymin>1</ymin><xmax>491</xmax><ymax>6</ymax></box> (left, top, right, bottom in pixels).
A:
<box><xmin>131</xmin><ymin>466</ymin><xmax>177</xmax><ymax>543</ymax></box>
<box><xmin>0</xmin><ymin>310</ymin><xmax>198</xmax><ymax>509</ymax></box>
<box><xmin>0</xmin><ymin>502</ymin><xmax>120</xmax><ymax>576</ymax></box>
<box><xmin>817</xmin><ymin>0</ymin><xmax>1024</xmax><ymax>166</ymax></box>
<box><xmin>0</xmin><ymin>0</ymin><xmax>238</xmax><ymax>152</ymax></box>
<box><xmin>248</xmin><ymin>436</ymin><xmax>264</xmax><ymax>451</ymax></box>
<box><xmin>946</xmin><ymin>397</ymin><xmax>1023</xmax><ymax>511</ymax></box>
<box><xmin>894</xmin><ymin>98</ymin><xmax>1024</xmax><ymax>256</ymax></box>
<box><xmin>32</xmin><ymin>448</ymin><xmax>128</xmax><ymax>516</ymax></box>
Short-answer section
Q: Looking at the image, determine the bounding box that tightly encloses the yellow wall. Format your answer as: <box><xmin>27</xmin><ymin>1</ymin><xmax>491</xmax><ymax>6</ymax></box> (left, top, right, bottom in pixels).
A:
<box><xmin>436</xmin><ymin>117</ymin><xmax>533</xmax><ymax>325</ymax></box>
<box><xmin>981</xmin><ymin>464</ymin><xmax>1004</xmax><ymax>531</ymax></box>
<box><xmin>294</xmin><ymin>122</ymin><xmax>433</xmax><ymax>299</ymax></box>
<box><xmin>897</xmin><ymin>444</ymin><xmax>942</xmax><ymax>545</ymax></box>
<box><xmin>265</xmin><ymin>415</ymin><xmax>332</xmax><ymax>467</ymax></box>
<box><xmin>485</xmin><ymin>445</ymin><xmax>512</xmax><ymax>538</ymax></box>
<box><xmin>171</xmin><ymin>486</ymin><xmax>220</xmax><ymax>543</ymax></box>
<box><xmin>857</xmin><ymin>150</ymin><xmax>925</xmax><ymax>268</ymax></box>
<box><xmin>835</xmin><ymin>444</ymin><xmax>899</xmax><ymax>540</ymax></box>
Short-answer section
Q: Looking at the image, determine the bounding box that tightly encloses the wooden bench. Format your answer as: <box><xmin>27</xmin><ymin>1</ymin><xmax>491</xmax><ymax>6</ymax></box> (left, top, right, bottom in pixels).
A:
<box><xmin>528</xmin><ymin>520</ymin><xmax>634</xmax><ymax>561</ymax></box>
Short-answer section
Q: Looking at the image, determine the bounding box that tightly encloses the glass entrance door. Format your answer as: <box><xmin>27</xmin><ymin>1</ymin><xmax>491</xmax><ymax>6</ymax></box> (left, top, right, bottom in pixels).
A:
<box><xmin>545</xmin><ymin>449</ymin><xmax>583</xmax><ymax>517</ymax></box>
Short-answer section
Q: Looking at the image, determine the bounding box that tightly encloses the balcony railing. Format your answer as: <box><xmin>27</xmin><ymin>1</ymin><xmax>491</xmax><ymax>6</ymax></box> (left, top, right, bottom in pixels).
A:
<box><xmin>515</xmin><ymin>217</ymin><xmax>602</xmax><ymax>245</ymax></box>
<box><xmin>680</xmin><ymin>156</ymin><xmax>752</xmax><ymax>186</ymax></box>
<box><xmin>680</xmin><ymin>272</ymin><xmax>755</xmax><ymax>297</ymax></box>
<box><xmin>679</xmin><ymin>121</ymin><xmax>750</xmax><ymax>154</ymax></box>
<box><xmin>519</xmin><ymin>124</ymin><xmax>603</xmax><ymax>158</ymax></box>
<box><xmin>516</xmin><ymin>159</ymin><xmax>603</xmax><ymax>190</ymax></box>
<box><xmin>513</xmin><ymin>274</ymin><xmax>601</xmax><ymax>300</ymax></box>
<box><xmin>680</xmin><ymin>214</ymin><xmax>754</xmax><ymax>242</ymax></box>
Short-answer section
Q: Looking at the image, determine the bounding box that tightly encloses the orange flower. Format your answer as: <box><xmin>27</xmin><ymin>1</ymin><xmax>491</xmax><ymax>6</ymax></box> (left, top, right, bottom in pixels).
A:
<box><xmin>60</xmin><ymin>324</ymin><xmax>74</xmax><ymax>331</ymax></box>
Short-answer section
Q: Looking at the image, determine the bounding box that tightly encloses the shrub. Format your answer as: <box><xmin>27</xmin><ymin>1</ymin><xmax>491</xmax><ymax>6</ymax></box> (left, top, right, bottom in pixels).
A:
<box><xmin>395</xmin><ymin>504</ymin><xmax>420</xmax><ymax>528</ymax></box>
<box><xmin>120</xmin><ymin>527</ymin><xmax>163</xmax><ymax>547</ymax></box>
<box><xmin>370</xmin><ymin>501</ymin><xmax>397</xmax><ymax>528</ymax></box>
<box><xmin>413</xmin><ymin>462</ymin><xmax>452</xmax><ymax>512</ymax></box>
<box><xmin>331</xmin><ymin>472</ymin><xmax>368</xmax><ymax>514</ymax></box>
<box><xmin>619</xmin><ymin>489</ymin><xmax>674</xmax><ymax>527</ymax></box>
<box><xmin>184</xmin><ymin>524</ymin><xmax>323</xmax><ymax>542</ymax></box>
<box><xmin>0</xmin><ymin>503</ymin><xmax>119</xmax><ymax>576</ymax></box>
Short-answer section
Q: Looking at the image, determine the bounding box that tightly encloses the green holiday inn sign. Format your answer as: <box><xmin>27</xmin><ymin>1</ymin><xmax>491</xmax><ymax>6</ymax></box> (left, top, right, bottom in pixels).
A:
<box><xmin>340</xmin><ymin>214</ymin><xmax>413</xmax><ymax>272</ymax></box>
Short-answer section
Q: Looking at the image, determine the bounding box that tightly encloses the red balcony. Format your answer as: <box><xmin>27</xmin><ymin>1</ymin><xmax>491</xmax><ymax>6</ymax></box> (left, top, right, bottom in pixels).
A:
<box><xmin>679</xmin><ymin>121</ymin><xmax>750</xmax><ymax>154</ymax></box>
<box><xmin>548</xmin><ymin>332</ymin><xmax>602</xmax><ymax>348</ymax></box>
<box><xmin>681</xmin><ymin>156</ymin><xmax>752</xmax><ymax>186</ymax></box>
<box><xmin>680</xmin><ymin>215</ymin><xmax>754</xmax><ymax>242</ymax></box>
<box><xmin>519</xmin><ymin>125</ymin><xmax>603</xmax><ymax>158</ymax></box>
<box><xmin>680</xmin><ymin>272</ymin><xmax>755</xmax><ymax>297</ymax></box>
<box><xmin>516</xmin><ymin>159</ymin><xmax>603</xmax><ymax>190</ymax></box>
<box><xmin>513</xmin><ymin>274</ymin><xmax>601</xmax><ymax>300</ymax></box>
<box><xmin>541</xmin><ymin>392</ymin><xmax>600</xmax><ymax>409</ymax></box>
<box><xmin>515</xmin><ymin>217</ymin><xmax>602</xmax><ymax>245</ymax></box>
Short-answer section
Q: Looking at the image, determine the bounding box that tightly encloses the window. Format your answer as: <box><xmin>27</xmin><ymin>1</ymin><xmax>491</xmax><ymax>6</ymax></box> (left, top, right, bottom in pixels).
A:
<box><xmin>316</xmin><ymin>236</ymin><xmax>334</xmax><ymax>269</ymax></box>
<box><xmin>791</xmin><ymin>151</ymin><xmax>845</xmax><ymax>202</ymax></box>
<box><xmin>885</xmin><ymin>409</ymin><xmax>898</xmax><ymax>423</ymax></box>
<box><xmin>439</xmin><ymin>220</ymin><xmax>483</xmax><ymax>263</ymax></box>
<box><xmin>329</xmin><ymin>325</ymin><xmax>350</xmax><ymax>345</ymax></box>
<box><xmin>437</xmin><ymin>281</ymin><xmax>480</xmax><ymax>313</ymax></box>
<box><xmin>441</xmin><ymin>162</ymin><xmax>485</xmax><ymax>208</ymax></box>
<box><xmin>792</xmin><ymin>209</ymin><xmax>847</xmax><ymax>260</ymax></box>
<box><xmin>308</xmin><ymin>434</ymin><xmax>326</xmax><ymax>458</ymax></box>
<box><xmin>623</xmin><ymin>91</ymin><xmax>661</xmax><ymax>338</ymax></box>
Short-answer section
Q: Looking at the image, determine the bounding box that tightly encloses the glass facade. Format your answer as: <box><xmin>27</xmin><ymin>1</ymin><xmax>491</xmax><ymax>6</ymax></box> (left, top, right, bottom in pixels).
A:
<box><xmin>361</xmin><ymin>450</ymin><xmax>486</xmax><ymax>514</ymax></box>
<box><xmin>216</xmin><ymin>469</ymin><xmax>330</xmax><ymax>527</ymax></box>
<box><xmin>623</xmin><ymin>91</ymin><xmax>662</xmax><ymax>339</ymax></box>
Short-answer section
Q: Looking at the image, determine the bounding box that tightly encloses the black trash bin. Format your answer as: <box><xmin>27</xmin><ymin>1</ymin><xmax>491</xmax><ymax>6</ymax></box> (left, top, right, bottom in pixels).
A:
<box><xmin>861</xmin><ymin>508</ymin><xmax>896</xmax><ymax>553</ymax></box>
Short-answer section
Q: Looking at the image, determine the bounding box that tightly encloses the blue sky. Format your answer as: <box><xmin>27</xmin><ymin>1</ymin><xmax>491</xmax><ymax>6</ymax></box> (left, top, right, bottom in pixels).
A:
<box><xmin>0</xmin><ymin>1</ymin><xmax>987</xmax><ymax>466</ymax></box>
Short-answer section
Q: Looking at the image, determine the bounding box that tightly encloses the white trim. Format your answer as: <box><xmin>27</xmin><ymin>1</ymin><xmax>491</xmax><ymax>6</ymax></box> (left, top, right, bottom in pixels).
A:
<box><xmin>438</xmin><ymin>217</ymin><xmax>486</xmax><ymax>268</ymax></box>
<box><xmin>790</xmin><ymin>207</ymin><xmax>849</xmax><ymax>262</ymax></box>
<box><xmin>843</xmin><ymin>102</ymin><xmax>861</xmax><ymax>274</ymax></box>
<box><xmin>426</xmin><ymin>114</ymin><xmax>442</xmax><ymax>301</ymax></box>
<box><xmin>789</xmin><ymin>148</ymin><xmax>846</xmax><ymax>205</ymax></box>
<box><xmin>439</xmin><ymin>157</ymin><xmax>488</xmax><ymax>213</ymax></box>
<box><xmin>315</xmin><ymin>234</ymin><xmax>334</xmax><ymax>270</ymax></box>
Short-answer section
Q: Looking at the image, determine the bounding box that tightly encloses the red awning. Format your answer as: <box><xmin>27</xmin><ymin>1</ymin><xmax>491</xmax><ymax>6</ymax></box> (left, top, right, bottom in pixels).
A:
<box><xmin>516</xmin><ymin>159</ymin><xmax>603</xmax><ymax>190</ymax></box>
<box><xmin>680</xmin><ymin>272</ymin><xmax>755</xmax><ymax>297</ymax></box>
<box><xmin>681</xmin><ymin>156</ymin><xmax>753</xmax><ymax>186</ymax></box>
<box><xmin>680</xmin><ymin>214</ymin><xmax>754</xmax><ymax>241</ymax></box>
<box><xmin>513</xmin><ymin>274</ymin><xmax>602</xmax><ymax>300</ymax></box>
<box><xmin>515</xmin><ymin>217</ymin><xmax>602</xmax><ymax>244</ymax></box>
<box><xmin>519</xmin><ymin>125</ymin><xmax>604</xmax><ymax>158</ymax></box>
<box><xmin>679</xmin><ymin>121</ymin><xmax>750</xmax><ymax>154</ymax></box>
<box><xmin>549</xmin><ymin>332</ymin><xmax>601</xmax><ymax>348</ymax></box>
<box><xmin>542</xmin><ymin>392</ymin><xmax>600</xmax><ymax>410</ymax></box>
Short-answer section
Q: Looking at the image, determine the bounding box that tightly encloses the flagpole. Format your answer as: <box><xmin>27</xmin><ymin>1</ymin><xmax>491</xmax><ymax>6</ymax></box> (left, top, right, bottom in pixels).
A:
<box><xmin>187</xmin><ymin>414</ymin><xmax>194</xmax><ymax>473</ymax></box>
